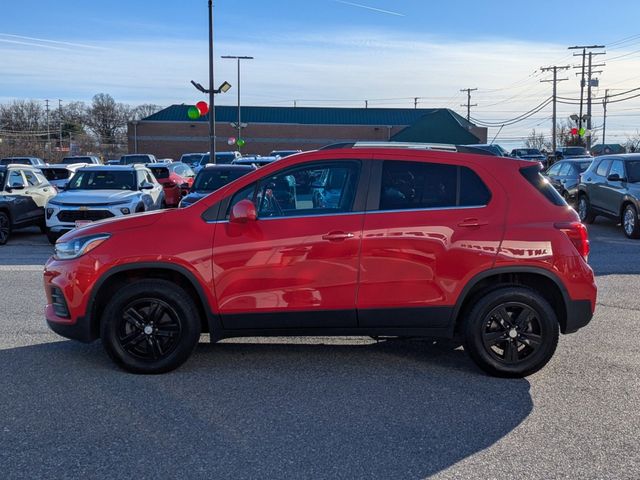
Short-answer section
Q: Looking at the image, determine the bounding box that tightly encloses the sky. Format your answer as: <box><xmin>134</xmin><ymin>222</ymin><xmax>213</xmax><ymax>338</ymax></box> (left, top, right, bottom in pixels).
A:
<box><xmin>1</xmin><ymin>0</ymin><xmax>640</xmax><ymax>147</ymax></box>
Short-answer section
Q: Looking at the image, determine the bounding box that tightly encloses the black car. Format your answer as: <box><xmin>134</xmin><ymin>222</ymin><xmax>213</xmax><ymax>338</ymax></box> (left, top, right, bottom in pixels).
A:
<box><xmin>544</xmin><ymin>158</ymin><xmax>593</xmax><ymax>204</ymax></box>
<box><xmin>577</xmin><ymin>154</ymin><xmax>640</xmax><ymax>238</ymax></box>
<box><xmin>0</xmin><ymin>165</ymin><xmax>56</xmax><ymax>244</ymax></box>
<box><xmin>555</xmin><ymin>146</ymin><xmax>592</xmax><ymax>161</ymax></box>
<box><xmin>511</xmin><ymin>148</ymin><xmax>547</xmax><ymax>165</ymax></box>
<box><xmin>179</xmin><ymin>164</ymin><xmax>255</xmax><ymax>207</ymax></box>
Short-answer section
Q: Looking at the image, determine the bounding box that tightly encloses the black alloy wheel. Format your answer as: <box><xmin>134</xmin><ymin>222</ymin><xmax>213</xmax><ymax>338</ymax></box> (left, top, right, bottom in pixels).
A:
<box><xmin>0</xmin><ymin>212</ymin><xmax>11</xmax><ymax>245</ymax></box>
<box><xmin>481</xmin><ymin>302</ymin><xmax>542</xmax><ymax>364</ymax></box>
<box><xmin>101</xmin><ymin>279</ymin><xmax>201</xmax><ymax>374</ymax></box>
<box><xmin>463</xmin><ymin>287</ymin><xmax>559</xmax><ymax>377</ymax></box>
<box><xmin>117</xmin><ymin>298</ymin><xmax>182</xmax><ymax>361</ymax></box>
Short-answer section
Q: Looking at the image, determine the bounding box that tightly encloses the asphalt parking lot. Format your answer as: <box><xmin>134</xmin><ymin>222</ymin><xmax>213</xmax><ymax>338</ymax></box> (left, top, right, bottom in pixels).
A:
<box><xmin>0</xmin><ymin>219</ymin><xmax>639</xmax><ymax>479</ymax></box>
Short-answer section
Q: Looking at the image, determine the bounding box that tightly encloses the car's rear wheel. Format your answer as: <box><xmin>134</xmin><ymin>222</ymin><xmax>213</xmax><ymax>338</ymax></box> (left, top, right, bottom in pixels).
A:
<box><xmin>622</xmin><ymin>204</ymin><xmax>640</xmax><ymax>239</ymax></box>
<box><xmin>578</xmin><ymin>194</ymin><xmax>596</xmax><ymax>224</ymax></box>
<box><xmin>100</xmin><ymin>279</ymin><xmax>201</xmax><ymax>374</ymax></box>
<box><xmin>0</xmin><ymin>212</ymin><xmax>11</xmax><ymax>245</ymax></box>
<box><xmin>462</xmin><ymin>287</ymin><xmax>559</xmax><ymax>377</ymax></box>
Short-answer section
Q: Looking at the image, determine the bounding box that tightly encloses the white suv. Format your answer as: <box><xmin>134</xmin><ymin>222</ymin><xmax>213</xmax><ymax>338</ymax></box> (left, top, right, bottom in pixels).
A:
<box><xmin>45</xmin><ymin>165</ymin><xmax>164</xmax><ymax>244</ymax></box>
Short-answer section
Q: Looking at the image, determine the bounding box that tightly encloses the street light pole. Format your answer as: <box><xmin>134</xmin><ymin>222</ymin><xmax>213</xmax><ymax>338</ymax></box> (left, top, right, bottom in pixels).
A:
<box><xmin>208</xmin><ymin>0</ymin><xmax>216</xmax><ymax>160</ymax></box>
<box><xmin>221</xmin><ymin>55</ymin><xmax>253</xmax><ymax>149</ymax></box>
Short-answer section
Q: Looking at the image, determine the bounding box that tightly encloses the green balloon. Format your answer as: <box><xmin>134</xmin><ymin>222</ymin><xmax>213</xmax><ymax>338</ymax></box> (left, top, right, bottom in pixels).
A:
<box><xmin>236</xmin><ymin>138</ymin><xmax>245</xmax><ymax>147</ymax></box>
<box><xmin>187</xmin><ymin>106</ymin><xmax>200</xmax><ymax>120</ymax></box>
<box><xmin>579</xmin><ymin>127</ymin><xmax>586</xmax><ymax>136</ymax></box>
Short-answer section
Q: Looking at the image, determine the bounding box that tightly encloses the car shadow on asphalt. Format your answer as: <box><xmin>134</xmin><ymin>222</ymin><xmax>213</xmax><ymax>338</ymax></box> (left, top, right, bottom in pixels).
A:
<box><xmin>0</xmin><ymin>338</ymin><xmax>532</xmax><ymax>479</ymax></box>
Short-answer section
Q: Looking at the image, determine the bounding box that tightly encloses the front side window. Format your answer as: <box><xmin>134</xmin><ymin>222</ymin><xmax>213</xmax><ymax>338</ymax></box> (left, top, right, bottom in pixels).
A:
<box><xmin>7</xmin><ymin>170</ymin><xmax>25</xmax><ymax>188</ymax></box>
<box><xmin>258</xmin><ymin>163</ymin><xmax>359</xmax><ymax>218</ymax></box>
<box><xmin>558</xmin><ymin>163</ymin><xmax>573</xmax><ymax>176</ymax></box>
<box><xmin>595</xmin><ymin>160</ymin><xmax>611</xmax><ymax>177</ymax></box>
<box><xmin>609</xmin><ymin>160</ymin><xmax>625</xmax><ymax>179</ymax></box>
<box><xmin>380</xmin><ymin>161</ymin><xmax>490</xmax><ymax>211</ymax></box>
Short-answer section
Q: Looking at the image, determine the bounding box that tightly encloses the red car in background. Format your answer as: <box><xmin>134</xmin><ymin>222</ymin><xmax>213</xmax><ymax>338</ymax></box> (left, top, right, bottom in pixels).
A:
<box><xmin>147</xmin><ymin>163</ymin><xmax>195</xmax><ymax>207</ymax></box>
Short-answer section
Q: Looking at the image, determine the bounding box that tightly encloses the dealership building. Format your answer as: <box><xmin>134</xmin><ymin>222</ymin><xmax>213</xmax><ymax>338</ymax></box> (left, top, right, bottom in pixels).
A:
<box><xmin>128</xmin><ymin>105</ymin><xmax>487</xmax><ymax>158</ymax></box>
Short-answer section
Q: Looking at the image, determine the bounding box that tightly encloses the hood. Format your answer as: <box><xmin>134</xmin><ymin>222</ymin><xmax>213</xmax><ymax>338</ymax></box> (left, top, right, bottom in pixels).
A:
<box><xmin>51</xmin><ymin>189</ymin><xmax>140</xmax><ymax>205</ymax></box>
<box><xmin>58</xmin><ymin>208</ymin><xmax>167</xmax><ymax>242</ymax></box>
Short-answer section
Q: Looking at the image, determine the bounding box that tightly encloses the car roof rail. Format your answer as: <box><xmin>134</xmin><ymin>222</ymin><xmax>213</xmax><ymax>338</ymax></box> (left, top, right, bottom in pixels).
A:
<box><xmin>319</xmin><ymin>141</ymin><xmax>458</xmax><ymax>152</ymax></box>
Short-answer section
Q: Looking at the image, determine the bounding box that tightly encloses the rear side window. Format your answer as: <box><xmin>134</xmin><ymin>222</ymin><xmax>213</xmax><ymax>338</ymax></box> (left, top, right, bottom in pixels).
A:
<box><xmin>380</xmin><ymin>161</ymin><xmax>490</xmax><ymax>211</ymax></box>
<box><xmin>41</xmin><ymin>168</ymin><xmax>70</xmax><ymax>181</ymax></box>
<box><xmin>520</xmin><ymin>165</ymin><xmax>565</xmax><ymax>206</ymax></box>
<box><xmin>595</xmin><ymin>160</ymin><xmax>611</xmax><ymax>176</ymax></box>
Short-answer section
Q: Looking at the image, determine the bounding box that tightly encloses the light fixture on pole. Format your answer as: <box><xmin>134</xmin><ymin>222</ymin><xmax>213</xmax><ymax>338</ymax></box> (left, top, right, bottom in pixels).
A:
<box><xmin>221</xmin><ymin>55</ymin><xmax>254</xmax><ymax>150</ymax></box>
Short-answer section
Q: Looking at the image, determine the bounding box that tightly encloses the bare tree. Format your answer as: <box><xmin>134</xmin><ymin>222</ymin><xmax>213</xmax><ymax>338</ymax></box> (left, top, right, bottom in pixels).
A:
<box><xmin>626</xmin><ymin>131</ymin><xmax>640</xmax><ymax>153</ymax></box>
<box><xmin>131</xmin><ymin>104</ymin><xmax>163</xmax><ymax>121</ymax></box>
<box><xmin>0</xmin><ymin>100</ymin><xmax>48</xmax><ymax>158</ymax></box>
<box><xmin>84</xmin><ymin>93</ymin><xmax>130</xmax><ymax>157</ymax></box>
<box><xmin>525</xmin><ymin>129</ymin><xmax>550</xmax><ymax>150</ymax></box>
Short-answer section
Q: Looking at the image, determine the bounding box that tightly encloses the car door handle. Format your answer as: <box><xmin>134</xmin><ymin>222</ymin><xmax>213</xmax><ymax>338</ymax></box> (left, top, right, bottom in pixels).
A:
<box><xmin>322</xmin><ymin>231</ymin><xmax>355</xmax><ymax>241</ymax></box>
<box><xmin>458</xmin><ymin>218</ymin><xmax>488</xmax><ymax>228</ymax></box>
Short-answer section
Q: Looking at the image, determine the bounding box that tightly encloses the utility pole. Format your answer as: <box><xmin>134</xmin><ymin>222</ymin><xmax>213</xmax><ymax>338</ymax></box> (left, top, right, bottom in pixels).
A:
<box><xmin>365</xmin><ymin>100</ymin><xmax>368</xmax><ymax>109</ymax></box>
<box><xmin>602</xmin><ymin>89</ymin><xmax>609</xmax><ymax>146</ymax></box>
<box><xmin>568</xmin><ymin>45</ymin><xmax>605</xmax><ymax>144</ymax></box>
<box><xmin>460</xmin><ymin>88</ymin><xmax>477</xmax><ymax>121</ymax></box>
<box><xmin>414</xmin><ymin>97</ymin><xmax>418</xmax><ymax>109</ymax></box>
<box><xmin>541</xmin><ymin>65</ymin><xmax>569</xmax><ymax>155</ymax></box>
<box><xmin>221</xmin><ymin>55</ymin><xmax>253</xmax><ymax>149</ymax></box>
<box><xmin>44</xmin><ymin>99</ymin><xmax>50</xmax><ymax>158</ymax></box>
<box><xmin>585</xmin><ymin>52</ymin><xmax>605</xmax><ymax>149</ymax></box>
<box><xmin>58</xmin><ymin>99</ymin><xmax>63</xmax><ymax>151</ymax></box>
<box><xmin>208</xmin><ymin>0</ymin><xmax>216</xmax><ymax>160</ymax></box>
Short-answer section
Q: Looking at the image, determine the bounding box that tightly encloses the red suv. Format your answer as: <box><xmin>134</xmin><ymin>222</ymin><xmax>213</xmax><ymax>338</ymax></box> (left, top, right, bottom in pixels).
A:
<box><xmin>43</xmin><ymin>145</ymin><xmax>596</xmax><ymax>377</ymax></box>
<box><xmin>147</xmin><ymin>163</ymin><xmax>195</xmax><ymax>207</ymax></box>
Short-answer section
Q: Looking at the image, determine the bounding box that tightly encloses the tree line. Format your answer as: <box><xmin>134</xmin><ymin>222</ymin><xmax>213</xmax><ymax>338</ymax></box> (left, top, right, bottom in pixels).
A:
<box><xmin>0</xmin><ymin>94</ymin><xmax>162</xmax><ymax>162</ymax></box>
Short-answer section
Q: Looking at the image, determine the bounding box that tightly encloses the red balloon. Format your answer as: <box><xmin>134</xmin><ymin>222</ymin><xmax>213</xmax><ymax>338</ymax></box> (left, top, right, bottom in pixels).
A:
<box><xmin>196</xmin><ymin>101</ymin><xmax>209</xmax><ymax>115</ymax></box>
<box><xmin>571</xmin><ymin>128</ymin><xmax>578</xmax><ymax>135</ymax></box>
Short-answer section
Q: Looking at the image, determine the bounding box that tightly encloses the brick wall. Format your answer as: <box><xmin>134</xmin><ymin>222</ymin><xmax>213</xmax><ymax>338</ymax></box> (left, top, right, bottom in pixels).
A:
<box><xmin>128</xmin><ymin>121</ymin><xmax>407</xmax><ymax>159</ymax></box>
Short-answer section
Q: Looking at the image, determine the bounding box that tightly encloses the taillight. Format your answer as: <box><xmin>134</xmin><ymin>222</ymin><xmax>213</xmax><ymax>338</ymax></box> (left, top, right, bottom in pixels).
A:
<box><xmin>554</xmin><ymin>221</ymin><xmax>590</xmax><ymax>260</ymax></box>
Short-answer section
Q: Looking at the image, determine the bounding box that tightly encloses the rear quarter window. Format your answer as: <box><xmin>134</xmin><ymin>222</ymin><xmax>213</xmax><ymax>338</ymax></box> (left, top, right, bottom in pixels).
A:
<box><xmin>520</xmin><ymin>165</ymin><xmax>566</xmax><ymax>206</ymax></box>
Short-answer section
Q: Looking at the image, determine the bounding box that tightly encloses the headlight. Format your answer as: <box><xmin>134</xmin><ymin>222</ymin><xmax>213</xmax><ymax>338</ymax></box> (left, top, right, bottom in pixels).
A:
<box><xmin>54</xmin><ymin>233</ymin><xmax>111</xmax><ymax>260</ymax></box>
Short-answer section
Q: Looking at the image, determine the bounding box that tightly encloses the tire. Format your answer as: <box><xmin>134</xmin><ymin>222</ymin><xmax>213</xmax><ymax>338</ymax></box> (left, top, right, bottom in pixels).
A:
<box><xmin>462</xmin><ymin>286</ymin><xmax>559</xmax><ymax>378</ymax></box>
<box><xmin>0</xmin><ymin>211</ymin><xmax>11</xmax><ymax>245</ymax></box>
<box><xmin>46</xmin><ymin>229</ymin><xmax>61</xmax><ymax>245</ymax></box>
<box><xmin>577</xmin><ymin>194</ymin><xmax>596</xmax><ymax>224</ymax></box>
<box><xmin>100</xmin><ymin>279</ymin><xmax>201</xmax><ymax>374</ymax></box>
<box><xmin>622</xmin><ymin>203</ymin><xmax>640</xmax><ymax>239</ymax></box>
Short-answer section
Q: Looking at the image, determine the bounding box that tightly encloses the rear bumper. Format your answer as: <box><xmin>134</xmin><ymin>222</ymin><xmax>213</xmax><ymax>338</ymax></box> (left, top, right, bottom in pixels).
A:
<box><xmin>563</xmin><ymin>299</ymin><xmax>594</xmax><ymax>334</ymax></box>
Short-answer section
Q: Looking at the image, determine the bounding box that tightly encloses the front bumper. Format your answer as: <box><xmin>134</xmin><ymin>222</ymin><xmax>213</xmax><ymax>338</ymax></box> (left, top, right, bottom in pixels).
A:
<box><xmin>46</xmin><ymin>203</ymin><xmax>134</xmax><ymax>232</ymax></box>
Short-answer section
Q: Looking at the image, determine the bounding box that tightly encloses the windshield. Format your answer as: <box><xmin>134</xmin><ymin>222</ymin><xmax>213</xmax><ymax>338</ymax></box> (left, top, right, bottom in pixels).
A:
<box><xmin>120</xmin><ymin>155</ymin><xmax>150</xmax><ymax>165</ymax></box>
<box><xmin>627</xmin><ymin>161</ymin><xmax>640</xmax><ymax>183</ymax></box>
<box><xmin>0</xmin><ymin>158</ymin><xmax>30</xmax><ymax>165</ymax></box>
<box><xmin>149</xmin><ymin>167</ymin><xmax>170</xmax><ymax>179</ymax></box>
<box><xmin>180</xmin><ymin>154</ymin><xmax>203</xmax><ymax>166</ymax></box>
<box><xmin>62</xmin><ymin>156</ymin><xmax>93</xmax><ymax>164</ymax></box>
<box><xmin>563</xmin><ymin>147</ymin><xmax>587</xmax><ymax>156</ymax></box>
<box><xmin>577</xmin><ymin>161</ymin><xmax>592</xmax><ymax>173</ymax></box>
<box><xmin>68</xmin><ymin>170</ymin><xmax>136</xmax><ymax>190</ymax></box>
<box><xmin>41</xmin><ymin>168</ymin><xmax>70</xmax><ymax>180</ymax></box>
<box><xmin>193</xmin><ymin>169</ymin><xmax>250</xmax><ymax>192</ymax></box>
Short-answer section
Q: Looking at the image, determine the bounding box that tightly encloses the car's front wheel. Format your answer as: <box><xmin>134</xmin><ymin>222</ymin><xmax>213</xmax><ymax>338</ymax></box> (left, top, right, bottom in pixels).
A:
<box><xmin>462</xmin><ymin>287</ymin><xmax>559</xmax><ymax>377</ymax></box>
<box><xmin>100</xmin><ymin>279</ymin><xmax>201</xmax><ymax>374</ymax></box>
<box><xmin>622</xmin><ymin>203</ymin><xmax>640</xmax><ymax>239</ymax></box>
<box><xmin>578</xmin><ymin>194</ymin><xmax>596</xmax><ymax>224</ymax></box>
<box><xmin>0</xmin><ymin>211</ymin><xmax>11</xmax><ymax>245</ymax></box>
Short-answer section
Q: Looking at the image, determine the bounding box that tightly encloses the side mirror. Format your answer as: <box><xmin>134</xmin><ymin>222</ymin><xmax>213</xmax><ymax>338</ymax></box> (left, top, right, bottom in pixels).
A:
<box><xmin>141</xmin><ymin>182</ymin><xmax>154</xmax><ymax>190</ymax></box>
<box><xmin>59</xmin><ymin>182</ymin><xmax>68</xmax><ymax>191</ymax></box>
<box><xmin>7</xmin><ymin>183</ymin><xmax>25</xmax><ymax>191</ymax></box>
<box><xmin>607</xmin><ymin>173</ymin><xmax>624</xmax><ymax>182</ymax></box>
<box><xmin>179</xmin><ymin>182</ymin><xmax>190</xmax><ymax>190</ymax></box>
<box><xmin>229</xmin><ymin>199</ymin><xmax>257</xmax><ymax>224</ymax></box>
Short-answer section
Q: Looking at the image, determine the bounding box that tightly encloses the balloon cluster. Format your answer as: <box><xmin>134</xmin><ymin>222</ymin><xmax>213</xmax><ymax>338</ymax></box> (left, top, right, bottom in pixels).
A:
<box><xmin>187</xmin><ymin>101</ymin><xmax>209</xmax><ymax>120</ymax></box>
<box><xmin>570</xmin><ymin>127</ymin><xmax>588</xmax><ymax>137</ymax></box>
